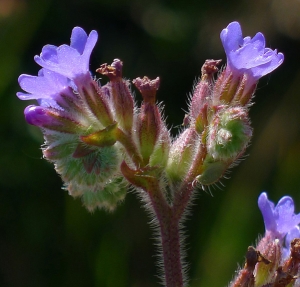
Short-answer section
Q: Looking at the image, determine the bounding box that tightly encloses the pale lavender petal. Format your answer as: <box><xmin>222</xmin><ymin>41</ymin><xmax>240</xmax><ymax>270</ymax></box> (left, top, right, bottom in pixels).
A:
<box><xmin>247</xmin><ymin>32</ymin><xmax>265</xmax><ymax>51</ymax></box>
<box><xmin>286</xmin><ymin>226</ymin><xmax>300</xmax><ymax>248</ymax></box>
<box><xmin>70</xmin><ymin>27</ymin><xmax>88</xmax><ymax>54</ymax></box>
<box><xmin>34</xmin><ymin>27</ymin><xmax>98</xmax><ymax>79</ymax></box>
<box><xmin>220</xmin><ymin>21</ymin><xmax>243</xmax><ymax>52</ymax></box>
<box><xmin>81</xmin><ymin>30</ymin><xmax>98</xmax><ymax>68</ymax></box>
<box><xmin>17</xmin><ymin>69</ymin><xmax>71</xmax><ymax>100</ymax></box>
<box><xmin>258</xmin><ymin>192</ymin><xmax>276</xmax><ymax>233</ymax></box>
<box><xmin>40</xmin><ymin>45</ymin><xmax>58</xmax><ymax>62</ymax></box>
<box><xmin>250</xmin><ymin>52</ymin><xmax>284</xmax><ymax>78</ymax></box>
<box><xmin>276</xmin><ymin>196</ymin><xmax>300</xmax><ymax>234</ymax></box>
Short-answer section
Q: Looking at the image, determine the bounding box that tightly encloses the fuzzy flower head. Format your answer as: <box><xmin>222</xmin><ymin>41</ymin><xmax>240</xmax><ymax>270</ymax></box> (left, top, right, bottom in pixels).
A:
<box><xmin>258</xmin><ymin>192</ymin><xmax>300</xmax><ymax>239</ymax></box>
<box><xmin>221</xmin><ymin>21</ymin><xmax>284</xmax><ymax>82</ymax></box>
<box><xmin>16</xmin><ymin>27</ymin><xmax>128</xmax><ymax>212</ymax></box>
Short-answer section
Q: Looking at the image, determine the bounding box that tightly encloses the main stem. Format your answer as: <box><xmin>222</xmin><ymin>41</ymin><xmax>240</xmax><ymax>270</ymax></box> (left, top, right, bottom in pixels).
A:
<box><xmin>147</xmin><ymin>180</ymin><xmax>185</xmax><ymax>287</ymax></box>
<box><xmin>159</xmin><ymin>213</ymin><xmax>183</xmax><ymax>287</ymax></box>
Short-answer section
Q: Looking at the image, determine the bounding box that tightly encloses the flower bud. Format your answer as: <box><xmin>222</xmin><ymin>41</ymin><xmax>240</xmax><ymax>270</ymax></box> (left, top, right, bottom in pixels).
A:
<box><xmin>149</xmin><ymin>126</ymin><xmax>170</xmax><ymax>168</ymax></box>
<box><xmin>78</xmin><ymin>75</ymin><xmax>115</xmax><ymax>127</ymax></box>
<box><xmin>166</xmin><ymin>128</ymin><xmax>199</xmax><ymax>183</ymax></box>
<box><xmin>25</xmin><ymin>105</ymin><xmax>85</xmax><ymax>134</ymax></box>
<box><xmin>207</xmin><ymin>106</ymin><xmax>252</xmax><ymax>161</ymax></box>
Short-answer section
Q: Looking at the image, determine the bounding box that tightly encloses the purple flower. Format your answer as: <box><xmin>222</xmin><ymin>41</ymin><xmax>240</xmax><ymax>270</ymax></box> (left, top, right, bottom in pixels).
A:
<box><xmin>34</xmin><ymin>27</ymin><xmax>98</xmax><ymax>80</ymax></box>
<box><xmin>220</xmin><ymin>21</ymin><xmax>284</xmax><ymax>81</ymax></box>
<box><xmin>17</xmin><ymin>27</ymin><xmax>99</xmax><ymax>126</ymax></box>
<box><xmin>258</xmin><ymin>192</ymin><xmax>300</xmax><ymax>239</ymax></box>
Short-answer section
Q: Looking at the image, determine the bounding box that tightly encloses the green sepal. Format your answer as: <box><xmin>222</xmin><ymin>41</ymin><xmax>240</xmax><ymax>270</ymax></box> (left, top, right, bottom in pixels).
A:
<box><xmin>80</xmin><ymin>122</ymin><xmax>118</xmax><ymax>147</ymax></box>
<box><xmin>196</xmin><ymin>156</ymin><xmax>228</xmax><ymax>185</ymax></box>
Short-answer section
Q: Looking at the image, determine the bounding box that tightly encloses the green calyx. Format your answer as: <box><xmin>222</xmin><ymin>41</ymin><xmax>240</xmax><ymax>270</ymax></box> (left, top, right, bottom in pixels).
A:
<box><xmin>207</xmin><ymin>107</ymin><xmax>252</xmax><ymax>161</ymax></box>
<box><xmin>80</xmin><ymin>122</ymin><xmax>118</xmax><ymax>147</ymax></box>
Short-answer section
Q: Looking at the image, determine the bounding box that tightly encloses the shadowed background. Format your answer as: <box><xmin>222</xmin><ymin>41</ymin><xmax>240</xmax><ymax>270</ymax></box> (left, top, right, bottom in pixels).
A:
<box><xmin>1</xmin><ymin>0</ymin><xmax>300</xmax><ymax>286</ymax></box>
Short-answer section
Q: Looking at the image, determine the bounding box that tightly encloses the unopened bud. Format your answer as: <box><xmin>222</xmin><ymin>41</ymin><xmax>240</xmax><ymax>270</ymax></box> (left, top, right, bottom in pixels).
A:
<box><xmin>207</xmin><ymin>107</ymin><xmax>252</xmax><ymax>161</ymax></box>
<box><xmin>166</xmin><ymin>128</ymin><xmax>199</xmax><ymax>183</ymax></box>
<box><xmin>25</xmin><ymin>105</ymin><xmax>84</xmax><ymax>134</ymax></box>
<box><xmin>195</xmin><ymin>157</ymin><xmax>228</xmax><ymax>186</ymax></box>
<box><xmin>149</xmin><ymin>126</ymin><xmax>171</xmax><ymax>168</ymax></box>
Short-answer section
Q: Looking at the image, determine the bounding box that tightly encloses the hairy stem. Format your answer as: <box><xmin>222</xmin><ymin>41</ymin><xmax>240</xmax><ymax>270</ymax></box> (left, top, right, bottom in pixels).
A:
<box><xmin>147</xmin><ymin>180</ymin><xmax>184</xmax><ymax>287</ymax></box>
<box><xmin>160</xmin><ymin>215</ymin><xmax>183</xmax><ymax>287</ymax></box>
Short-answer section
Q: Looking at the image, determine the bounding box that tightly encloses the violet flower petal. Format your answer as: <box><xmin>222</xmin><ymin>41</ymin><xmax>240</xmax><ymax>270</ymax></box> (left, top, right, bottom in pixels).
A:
<box><xmin>17</xmin><ymin>69</ymin><xmax>71</xmax><ymax>101</ymax></box>
<box><xmin>70</xmin><ymin>27</ymin><xmax>88</xmax><ymax>54</ymax></box>
<box><xmin>275</xmin><ymin>196</ymin><xmax>300</xmax><ymax>235</ymax></box>
<box><xmin>258</xmin><ymin>192</ymin><xmax>277</xmax><ymax>233</ymax></box>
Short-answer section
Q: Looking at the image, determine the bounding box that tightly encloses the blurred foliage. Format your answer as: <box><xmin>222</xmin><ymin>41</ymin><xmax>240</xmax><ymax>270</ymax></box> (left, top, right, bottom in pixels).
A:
<box><xmin>1</xmin><ymin>0</ymin><xmax>300</xmax><ymax>286</ymax></box>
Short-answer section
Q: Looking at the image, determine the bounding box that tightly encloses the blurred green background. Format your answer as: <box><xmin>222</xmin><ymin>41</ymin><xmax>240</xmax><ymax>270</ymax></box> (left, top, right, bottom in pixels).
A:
<box><xmin>1</xmin><ymin>0</ymin><xmax>300</xmax><ymax>286</ymax></box>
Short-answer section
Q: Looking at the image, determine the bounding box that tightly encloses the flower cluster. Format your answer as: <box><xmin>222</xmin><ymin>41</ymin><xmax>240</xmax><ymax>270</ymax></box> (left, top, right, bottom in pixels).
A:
<box><xmin>17</xmin><ymin>22</ymin><xmax>284</xmax><ymax>210</ymax></box>
<box><xmin>17</xmin><ymin>21</ymin><xmax>285</xmax><ymax>287</ymax></box>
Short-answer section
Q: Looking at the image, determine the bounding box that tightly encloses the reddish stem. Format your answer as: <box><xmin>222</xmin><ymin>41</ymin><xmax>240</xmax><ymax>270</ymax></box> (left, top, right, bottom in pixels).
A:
<box><xmin>147</xmin><ymin>180</ymin><xmax>184</xmax><ymax>287</ymax></box>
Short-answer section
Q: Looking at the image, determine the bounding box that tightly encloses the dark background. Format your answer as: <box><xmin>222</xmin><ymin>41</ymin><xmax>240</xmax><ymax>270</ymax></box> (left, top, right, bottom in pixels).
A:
<box><xmin>1</xmin><ymin>0</ymin><xmax>300</xmax><ymax>286</ymax></box>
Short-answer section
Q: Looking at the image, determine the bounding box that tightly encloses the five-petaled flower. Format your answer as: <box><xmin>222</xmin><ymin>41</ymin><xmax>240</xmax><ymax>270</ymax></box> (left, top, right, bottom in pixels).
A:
<box><xmin>221</xmin><ymin>21</ymin><xmax>284</xmax><ymax>82</ymax></box>
<box><xmin>215</xmin><ymin>21</ymin><xmax>284</xmax><ymax>106</ymax></box>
